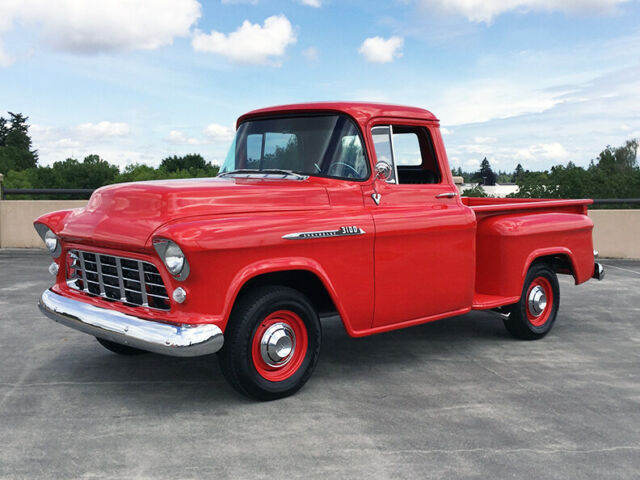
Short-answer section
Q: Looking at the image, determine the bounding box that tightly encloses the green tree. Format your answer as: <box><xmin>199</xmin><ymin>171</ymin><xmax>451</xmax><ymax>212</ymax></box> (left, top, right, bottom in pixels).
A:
<box><xmin>160</xmin><ymin>154</ymin><xmax>207</xmax><ymax>173</ymax></box>
<box><xmin>0</xmin><ymin>112</ymin><xmax>38</xmax><ymax>173</ymax></box>
<box><xmin>512</xmin><ymin>163</ymin><xmax>524</xmax><ymax>182</ymax></box>
<box><xmin>595</xmin><ymin>140</ymin><xmax>638</xmax><ymax>174</ymax></box>
<box><xmin>0</xmin><ymin>117</ymin><xmax>8</xmax><ymax>146</ymax></box>
<box><xmin>471</xmin><ymin>157</ymin><xmax>497</xmax><ymax>185</ymax></box>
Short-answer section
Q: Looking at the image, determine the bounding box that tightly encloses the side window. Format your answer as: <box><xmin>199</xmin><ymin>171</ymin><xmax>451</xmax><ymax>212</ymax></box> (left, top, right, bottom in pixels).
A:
<box><xmin>371</xmin><ymin>125</ymin><xmax>397</xmax><ymax>183</ymax></box>
<box><xmin>371</xmin><ymin>124</ymin><xmax>441</xmax><ymax>185</ymax></box>
<box><xmin>392</xmin><ymin>132</ymin><xmax>422</xmax><ymax>166</ymax></box>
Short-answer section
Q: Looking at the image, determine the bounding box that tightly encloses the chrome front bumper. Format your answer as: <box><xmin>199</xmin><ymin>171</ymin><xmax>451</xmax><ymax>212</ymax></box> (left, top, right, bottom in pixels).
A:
<box><xmin>39</xmin><ymin>289</ymin><xmax>224</xmax><ymax>357</ymax></box>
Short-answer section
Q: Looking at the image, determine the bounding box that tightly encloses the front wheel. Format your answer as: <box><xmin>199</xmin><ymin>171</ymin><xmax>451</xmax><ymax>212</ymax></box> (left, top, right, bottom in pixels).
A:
<box><xmin>218</xmin><ymin>286</ymin><xmax>321</xmax><ymax>400</ymax></box>
<box><xmin>503</xmin><ymin>262</ymin><xmax>560</xmax><ymax>340</ymax></box>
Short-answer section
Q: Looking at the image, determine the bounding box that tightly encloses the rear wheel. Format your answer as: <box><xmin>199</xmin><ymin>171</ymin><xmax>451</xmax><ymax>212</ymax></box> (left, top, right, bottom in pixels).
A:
<box><xmin>95</xmin><ymin>337</ymin><xmax>148</xmax><ymax>355</ymax></box>
<box><xmin>503</xmin><ymin>262</ymin><xmax>560</xmax><ymax>340</ymax></box>
<box><xmin>218</xmin><ymin>286</ymin><xmax>321</xmax><ymax>400</ymax></box>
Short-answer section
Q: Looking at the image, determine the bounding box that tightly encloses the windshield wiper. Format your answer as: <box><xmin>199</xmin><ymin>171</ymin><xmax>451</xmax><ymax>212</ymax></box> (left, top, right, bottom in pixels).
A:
<box><xmin>218</xmin><ymin>169</ymin><xmax>307</xmax><ymax>179</ymax></box>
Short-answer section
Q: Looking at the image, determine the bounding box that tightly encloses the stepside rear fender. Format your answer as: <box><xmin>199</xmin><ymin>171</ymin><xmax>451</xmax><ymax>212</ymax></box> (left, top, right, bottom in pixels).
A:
<box><xmin>475</xmin><ymin>212</ymin><xmax>594</xmax><ymax>299</ymax></box>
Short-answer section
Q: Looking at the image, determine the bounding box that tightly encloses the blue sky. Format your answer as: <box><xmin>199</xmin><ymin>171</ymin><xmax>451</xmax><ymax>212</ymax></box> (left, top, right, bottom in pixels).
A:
<box><xmin>1</xmin><ymin>0</ymin><xmax>639</xmax><ymax>173</ymax></box>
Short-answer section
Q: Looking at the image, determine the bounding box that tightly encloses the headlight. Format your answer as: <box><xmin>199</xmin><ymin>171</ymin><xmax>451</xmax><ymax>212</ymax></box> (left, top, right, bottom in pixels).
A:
<box><xmin>34</xmin><ymin>223</ymin><xmax>62</xmax><ymax>258</ymax></box>
<box><xmin>164</xmin><ymin>243</ymin><xmax>185</xmax><ymax>275</ymax></box>
<box><xmin>44</xmin><ymin>229</ymin><xmax>58</xmax><ymax>252</ymax></box>
<box><xmin>153</xmin><ymin>239</ymin><xmax>190</xmax><ymax>280</ymax></box>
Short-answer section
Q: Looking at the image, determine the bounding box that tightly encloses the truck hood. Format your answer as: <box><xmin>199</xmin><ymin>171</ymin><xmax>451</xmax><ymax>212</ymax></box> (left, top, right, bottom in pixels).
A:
<box><xmin>57</xmin><ymin>177</ymin><xmax>330</xmax><ymax>249</ymax></box>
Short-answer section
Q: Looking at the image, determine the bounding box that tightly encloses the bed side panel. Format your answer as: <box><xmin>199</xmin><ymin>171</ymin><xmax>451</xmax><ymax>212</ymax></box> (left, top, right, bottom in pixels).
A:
<box><xmin>475</xmin><ymin>212</ymin><xmax>594</xmax><ymax>298</ymax></box>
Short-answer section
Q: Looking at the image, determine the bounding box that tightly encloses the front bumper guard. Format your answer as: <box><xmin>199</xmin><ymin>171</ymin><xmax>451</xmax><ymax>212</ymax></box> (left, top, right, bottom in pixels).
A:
<box><xmin>39</xmin><ymin>289</ymin><xmax>224</xmax><ymax>357</ymax></box>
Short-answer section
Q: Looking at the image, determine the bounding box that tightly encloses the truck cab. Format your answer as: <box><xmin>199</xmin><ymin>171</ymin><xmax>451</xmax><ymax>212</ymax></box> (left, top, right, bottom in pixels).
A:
<box><xmin>35</xmin><ymin>102</ymin><xmax>604</xmax><ymax>400</ymax></box>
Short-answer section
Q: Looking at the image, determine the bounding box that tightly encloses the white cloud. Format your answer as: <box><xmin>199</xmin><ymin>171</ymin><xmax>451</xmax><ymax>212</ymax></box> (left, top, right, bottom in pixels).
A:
<box><xmin>417</xmin><ymin>0</ymin><xmax>630</xmax><ymax>23</ymax></box>
<box><xmin>0</xmin><ymin>0</ymin><xmax>200</xmax><ymax>56</ymax></box>
<box><xmin>167</xmin><ymin>130</ymin><xmax>200</xmax><ymax>145</ymax></box>
<box><xmin>473</xmin><ymin>136</ymin><xmax>497</xmax><ymax>144</ymax></box>
<box><xmin>300</xmin><ymin>0</ymin><xmax>322</xmax><ymax>7</ymax></box>
<box><xmin>0</xmin><ymin>40</ymin><xmax>13</xmax><ymax>67</ymax></box>
<box><xmin>515</xmin><ymin>143</ymin><xmax>570</xmax><ymax>161</ymax></box>
<box><xmin>440</xmin><ymin>127</ymin><xmax>453</xmax><ymax>135</ymax></box>
<box><xmin>203</xmin><ymin>123</ymin><xmax>235</xmax><ymax>142</ymax></box>
<box><xmin>302</xmin><ymin>47</ymin><xmax>319</xmax><ymax>61</ymax></box>
<box><xmin>435</xmin><ymin>80</ymin><xmax>565</xmax><ymax>126</ymax></box>
<box><xmin>75</xmin><ymin>122</ymin><xmax>130</xmax><ymax>138</ymax></box>
<box><xmin>358</xmin><ymin>36</ymin><xmax>404</xmax><ymax>63</ymax></box>
<box><xmin>192</xmin><ymin>14</ymin><xmax>296</xmax><ymax>65</ymax></box>
<box><xmin>53</xmin><ymin>138</ymin><xmax>82</xmax><ymax>149</ymax></box>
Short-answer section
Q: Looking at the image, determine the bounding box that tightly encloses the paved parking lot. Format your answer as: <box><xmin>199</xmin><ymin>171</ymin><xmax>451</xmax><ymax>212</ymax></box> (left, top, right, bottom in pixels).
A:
<box><xmin>1</xmin><ymin>249</ymin><xmax>639</xmax><ymax>479</ymax></box>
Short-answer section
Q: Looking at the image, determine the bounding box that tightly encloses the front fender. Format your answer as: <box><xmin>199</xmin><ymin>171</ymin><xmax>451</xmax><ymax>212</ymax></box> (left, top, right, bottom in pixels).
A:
<box><xmin>150</xmin><ymin>210</ymin><xmax>375</xmax><ymax>333</ymax></box>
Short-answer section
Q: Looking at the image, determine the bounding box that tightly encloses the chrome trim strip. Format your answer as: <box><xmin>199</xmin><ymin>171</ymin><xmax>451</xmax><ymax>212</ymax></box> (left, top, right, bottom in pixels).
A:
<box><xmin>137</xmin><ymin>260</ymin><xmax>149</xmax><ymax>307</ymax></box>
<box><xmin>78</xmin><ymin>251</ymin><xmax>89</xmax><ymax>293</ymax></box>
<box><xmin>95</xmin><ymin>254</ymin><xmax>106</xmax><ymax>296</ymax></box>
<box><xmin>39</xmin><ymin>289</ymin><xmax>224</xmax><ymax>357</ymax></box>
<box><xmin>115</xmin><ymin>257</ymin><xmax>127</xmax><ymax>302</ymax></box>
<box><xmin>282</xmin><ymin>226</ymin><xmax>366</xmax><ymax>240</ymax></box>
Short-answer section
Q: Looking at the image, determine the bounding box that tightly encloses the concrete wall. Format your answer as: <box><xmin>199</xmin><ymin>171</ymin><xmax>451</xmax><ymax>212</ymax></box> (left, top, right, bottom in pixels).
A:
<box><xmin>0</xmin><ymin>201</ymin><xmax>87</xmax><ymax>248</ymax></box>
<box><xmin>0</xmin><ymin>200</ymin><xmax>639</xmax><ymax>258</ymax></box>
<box><xmin>589</xmin><ymin>210</ymin><xmax>640</xmax><ymax>259</ymax></box>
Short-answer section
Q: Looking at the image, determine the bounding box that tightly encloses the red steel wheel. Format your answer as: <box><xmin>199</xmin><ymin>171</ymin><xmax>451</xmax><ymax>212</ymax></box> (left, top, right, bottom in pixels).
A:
<box><xmin>525</xmin><ymin>277</ymin><xmax>553</xmax><ymax>327</ymax></box>
<box><xmin>251</xmin><ymin>310</ymin><xmax>309</xmax><ymax>382</ymax></box>
<box><xmin>218</xmin><ymin>286</ymin><xmax>321</xmax><ymax>400</ymax></box>
<box><xmin>503</xmin><ymin>262</ymin><xmax>560</xmax><ymax>340</ymax></box>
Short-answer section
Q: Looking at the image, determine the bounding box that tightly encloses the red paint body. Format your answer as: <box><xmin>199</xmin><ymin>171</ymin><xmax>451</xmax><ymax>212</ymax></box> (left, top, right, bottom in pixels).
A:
<box><xmin>35</xmin><ymin>102</ymin><xmax>597</xmax><ymax>339</ymax></box>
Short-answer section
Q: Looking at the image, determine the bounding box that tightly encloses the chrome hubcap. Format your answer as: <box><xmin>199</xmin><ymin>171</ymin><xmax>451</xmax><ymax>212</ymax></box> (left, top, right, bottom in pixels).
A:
<box><xmin>260</xmin><ymin>322</ymin><xmax>296</xmax><ymax>367</ymax></box>
<box><xmin>528</xmin><ymin>285</ymin><xmax>547</xmax><ymax>316</ymax></box>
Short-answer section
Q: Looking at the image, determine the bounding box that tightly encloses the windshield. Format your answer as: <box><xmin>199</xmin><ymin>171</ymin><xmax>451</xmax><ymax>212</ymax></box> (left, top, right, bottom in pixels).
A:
<box><xmin>221</xmin><ymin>114</ymin><xmax>369</xmax><ymax>180</ymax></box>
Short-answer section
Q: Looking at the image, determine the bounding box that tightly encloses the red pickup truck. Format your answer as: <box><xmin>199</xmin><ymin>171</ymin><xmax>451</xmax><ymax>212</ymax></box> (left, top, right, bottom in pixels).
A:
<box><xmin>36</xmin><ymin>102</ymin><xmax>604</xmax><ymax>400</ymax></box>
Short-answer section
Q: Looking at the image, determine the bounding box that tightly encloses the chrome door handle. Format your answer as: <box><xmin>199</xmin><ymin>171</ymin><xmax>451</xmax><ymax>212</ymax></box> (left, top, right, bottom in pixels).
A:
<box><xmin>436</xmin><ymin>192</ymin><xmax>458</xmax><ymax>199</ymax></box>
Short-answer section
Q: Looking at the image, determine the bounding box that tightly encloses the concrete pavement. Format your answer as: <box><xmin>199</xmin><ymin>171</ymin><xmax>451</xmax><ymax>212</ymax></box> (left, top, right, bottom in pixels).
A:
<box><xmin>1</xmin><ymin>250</ymin><xmax>639</xmax><ymax>479</ymax></box>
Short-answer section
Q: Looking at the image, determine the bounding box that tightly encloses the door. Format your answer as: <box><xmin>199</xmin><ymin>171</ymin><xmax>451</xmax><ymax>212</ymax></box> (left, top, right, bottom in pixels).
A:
<box><xmin>367</xmin><ymin>123</ymin><xmax>476</xmax><ymax>328</ymax></box>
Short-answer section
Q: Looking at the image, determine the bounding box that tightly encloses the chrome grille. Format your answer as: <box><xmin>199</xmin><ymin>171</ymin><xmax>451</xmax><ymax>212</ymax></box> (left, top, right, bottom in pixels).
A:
<box><xmin>67</xmin><ymin>250</ymin><xmax>170</xmax><ymax>311</ymax></box>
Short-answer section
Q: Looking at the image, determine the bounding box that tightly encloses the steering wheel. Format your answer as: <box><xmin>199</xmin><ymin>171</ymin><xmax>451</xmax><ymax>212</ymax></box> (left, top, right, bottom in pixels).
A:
<box><xmin>328</xmin><ymin>161</ymin><xmax>360</xmax><ymax>178</ymax></box>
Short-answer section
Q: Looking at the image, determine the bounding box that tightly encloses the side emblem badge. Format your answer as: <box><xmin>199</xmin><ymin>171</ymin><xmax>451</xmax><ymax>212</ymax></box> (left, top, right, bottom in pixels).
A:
<box><xmin>371</xmin><ymin>193</ymin><xmax>381</xmax><ymax>205</ymax></box>
<box><xmin>283</xmin><ymin>226</ymin><xmax>366</xmax><ymax>240</ymax></box>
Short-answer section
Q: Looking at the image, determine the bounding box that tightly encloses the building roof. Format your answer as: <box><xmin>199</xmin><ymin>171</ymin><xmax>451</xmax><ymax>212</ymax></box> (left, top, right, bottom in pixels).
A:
<box><xmin>237</xmin><ymin>102</ymin><xmax>439</xmax><ymax>127</ymax></box>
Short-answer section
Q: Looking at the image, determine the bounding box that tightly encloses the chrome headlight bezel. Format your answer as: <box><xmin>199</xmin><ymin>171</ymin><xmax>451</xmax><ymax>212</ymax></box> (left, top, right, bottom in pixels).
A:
<box><xmin>153</xmin><ymin>238</ymin><xmax>190</xmax><ymax>281</ymax></box>
<box><xmin>34</xmin><ymin>223</ymin><xmax>62</xmax><ymax>258</ymax></box>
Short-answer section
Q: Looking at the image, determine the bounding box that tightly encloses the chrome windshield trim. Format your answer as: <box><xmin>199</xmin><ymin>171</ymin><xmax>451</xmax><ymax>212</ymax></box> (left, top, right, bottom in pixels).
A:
<box><xmin>283</xmin><ymin>226</ymin><xmax>365</xmax><ymax>240</ymax></box>
<box><xmin>218</xmin><ymin>169</ymin><xmax>308</xmax><ymax>181</ymax></box>
<box><xmin>39</xmin><ymin>289</ymin><xmax>224</xmax><ymax>357</ymax></box>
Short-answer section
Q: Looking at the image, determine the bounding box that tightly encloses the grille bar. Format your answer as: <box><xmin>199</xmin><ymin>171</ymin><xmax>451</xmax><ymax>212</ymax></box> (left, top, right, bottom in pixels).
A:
<box><xmin>115</xmin><ymin>257</ymin><xmax>127</xmax><ymax>302</ymax></box>
<box><xmin>67</xmin><ymin>249</ymin><xmax>170</xmax><ymax>311</ymax></box>
<box><xmin>77</xmin><ymin>251</ymin><xmax>89</xmax><ymax>293</ymax></box>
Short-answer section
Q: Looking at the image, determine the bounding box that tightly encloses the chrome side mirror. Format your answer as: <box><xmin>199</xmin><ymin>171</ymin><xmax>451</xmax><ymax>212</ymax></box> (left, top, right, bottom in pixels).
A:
<box><xmin>374</xmin><ymin>161</ymin><xmax>392</xmax><ymax>181</ymax></box>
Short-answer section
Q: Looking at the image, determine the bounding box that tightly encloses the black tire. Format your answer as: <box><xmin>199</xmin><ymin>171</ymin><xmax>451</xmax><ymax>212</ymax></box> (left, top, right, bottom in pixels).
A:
<box><xmin>95</xmin><ymin>337</ymin><xmax>148</xmax><ymax>355</ymax></box>
<box><xmin>218</xmin><ymin>286</ymin><xmax>322</xmax><ymax>401</ymax></box>
<box><xmin>503</xmin><ymin>262</ymin><xmax>560</xmax><ymax>340</ymax></box>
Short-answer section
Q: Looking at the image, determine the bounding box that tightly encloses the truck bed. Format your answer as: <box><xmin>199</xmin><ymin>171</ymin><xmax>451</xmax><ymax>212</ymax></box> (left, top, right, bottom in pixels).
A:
<box><xmin>463</xmin><ymin>196</ymin><xmax>595</xmax><ymax>311</ymax></box>
<box><xmin>462</xmin><ymin>197</ymin><xmax>593</xmax><ymax>214</ymax></box>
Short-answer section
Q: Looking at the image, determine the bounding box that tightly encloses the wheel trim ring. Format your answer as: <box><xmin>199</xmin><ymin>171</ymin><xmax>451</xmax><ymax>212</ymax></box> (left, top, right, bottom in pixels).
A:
<box><xmin>251</xmin><ymin>310</ymin><xmax>308</xmax><ymax>382</ymax></box>
<box><xmin>526</xmin><ymin>277</ymin><xmax>553</xmax><ymax>327</ymax></box>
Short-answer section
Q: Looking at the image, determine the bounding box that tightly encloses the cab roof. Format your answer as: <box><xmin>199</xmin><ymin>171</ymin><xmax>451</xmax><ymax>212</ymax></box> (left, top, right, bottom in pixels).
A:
<box><xmin>237</xmin><ymin>102</ymin><xmax>439</xmax><ymax>128</ymax></box>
